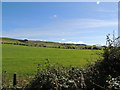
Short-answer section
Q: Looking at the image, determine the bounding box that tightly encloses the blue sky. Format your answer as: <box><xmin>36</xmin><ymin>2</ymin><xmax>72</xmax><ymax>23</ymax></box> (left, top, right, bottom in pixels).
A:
<box><xmin>2</xmin><ymin>2</ymin><xmax>118</xmax><ymax>45</ymax></box>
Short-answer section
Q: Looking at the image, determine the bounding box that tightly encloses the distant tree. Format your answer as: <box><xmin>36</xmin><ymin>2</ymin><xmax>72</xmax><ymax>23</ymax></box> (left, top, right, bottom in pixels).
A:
<box><xmin>24</xmin><ymin>39</ymin><xmax>28</xmax><ymax>42</ymax></box>
<box><xmin>18</xmin><ymin>39</ymin><xmax>28</xmax><ymax>42</ymax></box>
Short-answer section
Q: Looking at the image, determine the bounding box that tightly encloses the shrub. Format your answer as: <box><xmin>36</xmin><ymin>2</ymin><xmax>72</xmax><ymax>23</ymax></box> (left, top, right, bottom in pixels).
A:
<box><xmin>26</xmin><ymin>61</ymin><xmax>87</xmax><ymax>89</ymax></box>
<box><xmin>85</xmin><ymin>35</ymin><xmax>120</xmax><ymax>89</ymax></box>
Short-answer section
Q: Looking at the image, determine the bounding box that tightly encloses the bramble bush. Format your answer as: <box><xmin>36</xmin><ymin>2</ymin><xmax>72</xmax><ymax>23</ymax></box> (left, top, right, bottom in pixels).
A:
<box><xmin>26</xmin><ymin>60</ymin><xmax>87</xmax><ymax>89</ymax></box>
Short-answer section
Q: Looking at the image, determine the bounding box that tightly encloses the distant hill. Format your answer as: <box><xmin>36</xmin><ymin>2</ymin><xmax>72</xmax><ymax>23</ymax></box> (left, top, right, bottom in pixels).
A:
<box><xmin>0</xmin><ymin>37</ymin><xmax>62</xmax><ymax>45</ymax></box>
<box><xmin>0</xmin><ymin>37</ymin><xmax>102</xmax><ymax>50</ymax></box>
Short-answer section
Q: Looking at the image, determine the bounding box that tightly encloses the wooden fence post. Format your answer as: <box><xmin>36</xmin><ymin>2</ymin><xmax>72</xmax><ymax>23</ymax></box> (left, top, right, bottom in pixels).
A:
<box><xmin>13</xmin><ymin>72</ymin><xmax>17</xmax><ymax>86</ymax></box>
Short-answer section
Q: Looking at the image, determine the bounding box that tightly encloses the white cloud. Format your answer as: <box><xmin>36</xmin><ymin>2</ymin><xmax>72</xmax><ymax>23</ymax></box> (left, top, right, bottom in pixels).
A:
<box><xmin>64</xmin><ymin>41</ymin><xmax>85</xmax><ymax>44</ymax></box>
<box><xmin>3</xmin><ymin>18</ymin><xmax>117</xmax><ymax>38</ymax></box>
<box><xmin>53</xmin><ymin>15</ymin><xmax>57</xmax><ymax>18</ymax></box>
<box><xmin>96</xmin><ymin>8</ymin><xmax>117</xmax><ymax>13</ymax></box>
<box><xmin>50</xmin><ymin>14</ymin><xmax>58</xmax><ymax>18</ymax></box>
<box><xmin>96</xmin><ymin>1</ymin><xmax>100</xmax><ymax>4</ymax></box>
<box><xmin>39</xmin><ymin>40</ymin><xmax>46</xmax><ymax>41</ymax></box>
<box><xmin>63</xmin><ymin>19</ymin><xmax>117</xmax><ymax>29</ymax></box>
<box><xmin>61</xmin><ymin>39</ymin><xmax>65</xmax><ymax>40</ymax></box>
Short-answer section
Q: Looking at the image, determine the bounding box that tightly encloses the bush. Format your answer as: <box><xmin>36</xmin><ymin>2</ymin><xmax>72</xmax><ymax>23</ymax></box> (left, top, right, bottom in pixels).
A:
<box><xmin>26</xmin><ymin>62</ymin><xmax>87</xmax><ymax>89</ymax></box>
<box><xmin>85</xmin><ymin>35</ymin><xmax>120</xmax><ymax>89</ymax></box>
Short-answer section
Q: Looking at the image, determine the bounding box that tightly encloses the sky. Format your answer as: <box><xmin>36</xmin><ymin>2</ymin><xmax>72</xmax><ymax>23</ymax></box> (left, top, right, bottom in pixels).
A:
<box><xmin>2</xmin><ymin>2</ymin><xmax>118</xmax><ymax>45</ymax></box>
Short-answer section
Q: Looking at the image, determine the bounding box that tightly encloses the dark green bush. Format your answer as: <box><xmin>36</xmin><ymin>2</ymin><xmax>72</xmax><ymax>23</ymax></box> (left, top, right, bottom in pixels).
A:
<box><xmin>85</xmin><ymin>35</ymin><xmax>120</xmax><ymax>89</ymax></box>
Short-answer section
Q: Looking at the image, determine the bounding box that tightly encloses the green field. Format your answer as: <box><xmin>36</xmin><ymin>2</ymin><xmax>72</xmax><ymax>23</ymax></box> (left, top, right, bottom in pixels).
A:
<box><xmin>2</xmin><ymin>44</ymin><xmax>102</xmax><ymax>76</ymax></box>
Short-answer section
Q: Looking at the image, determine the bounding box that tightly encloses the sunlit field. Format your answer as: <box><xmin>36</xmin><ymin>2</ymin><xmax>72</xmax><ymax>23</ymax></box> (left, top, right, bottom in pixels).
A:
<box><xmin>2</xmin><ymin>44</ymin><xmax>102</xmax><ymax>76</ymax></box>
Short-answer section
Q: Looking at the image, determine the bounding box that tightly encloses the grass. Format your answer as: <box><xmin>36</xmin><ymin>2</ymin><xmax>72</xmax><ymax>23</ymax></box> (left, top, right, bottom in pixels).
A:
<box><xmin>2</xmin><ymin>44</ymin><xmax>102</xmax><ymax>77</ymax></box>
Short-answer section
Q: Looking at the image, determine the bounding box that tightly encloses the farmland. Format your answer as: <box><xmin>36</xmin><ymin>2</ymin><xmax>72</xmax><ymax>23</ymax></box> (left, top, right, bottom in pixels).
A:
<box><xmin>2</xmin><ymin>44</ymin><xmax>102</xmax><ymax>77</ymax></box>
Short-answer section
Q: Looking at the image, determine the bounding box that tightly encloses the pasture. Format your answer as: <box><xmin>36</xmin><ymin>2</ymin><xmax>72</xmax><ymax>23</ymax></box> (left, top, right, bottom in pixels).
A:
<box><xmin>2</xmin><ymin>44</ymin><xmax>102</xmax><ymax>77</ymax></box>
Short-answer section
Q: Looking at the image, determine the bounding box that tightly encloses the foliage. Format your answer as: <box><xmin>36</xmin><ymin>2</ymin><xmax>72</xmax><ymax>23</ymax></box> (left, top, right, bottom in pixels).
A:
<box><xmin>85</xmin><ymin>35</ymin><xmax>120</xmax><ymax>89</ymax></box>
<box><xmin>106</xmin><ymin>76</ymin><xmax>120</xmax><ymax>89</ymax></box>
<box><xmin>26</xmin><ymin>60</ymin><xmax>87</xmax><ymax>89</ymax></box>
